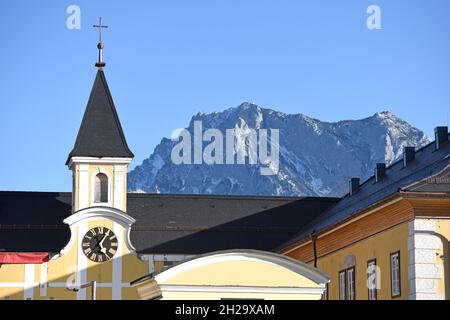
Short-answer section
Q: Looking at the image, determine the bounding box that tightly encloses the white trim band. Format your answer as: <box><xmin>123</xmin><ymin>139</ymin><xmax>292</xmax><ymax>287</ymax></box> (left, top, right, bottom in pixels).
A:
<box><xmin>159</xmin><ymin>285</ymin><xmax>324</xmax><ymax>295</ymax></box>
<box><xmin>68</xmin><ymin>157</ymin><xmax>132</xmax><ymax>168</ymax></box>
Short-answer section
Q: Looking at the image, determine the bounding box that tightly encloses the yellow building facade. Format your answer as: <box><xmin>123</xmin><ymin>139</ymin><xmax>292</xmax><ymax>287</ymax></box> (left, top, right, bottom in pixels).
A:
<box><xmin>281</xmin><ymin>137</ymin><xmax>450</xmax><ymax>300</ymax></box>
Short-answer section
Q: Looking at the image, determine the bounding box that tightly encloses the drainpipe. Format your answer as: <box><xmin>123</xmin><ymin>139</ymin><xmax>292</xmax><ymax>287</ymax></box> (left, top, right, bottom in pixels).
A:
<box><xmin>310</xmin><ymin>232</ymin><xmax>318</xmax><ymax>268</ymax></box>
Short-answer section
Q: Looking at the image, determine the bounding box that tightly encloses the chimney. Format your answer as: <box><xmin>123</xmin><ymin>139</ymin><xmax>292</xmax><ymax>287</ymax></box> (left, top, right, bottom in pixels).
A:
<box><xmin>435</xmin><ymin>126</ymin><xmax>448</xmax><ymax>150</ymax></box>
<box><xmin>403</xmin><ymin>147</ymin><xmax>415</xmax><ymax>167</ymax></box>
<box><xmin>375</xmin><ymin>163</ymin><xmax>386</xmax><ymax>182</ymax></box>
<box><xmin>349</xmin><ymin>178</ymin><xmax>360</xmax><ymax>195</ymax></box>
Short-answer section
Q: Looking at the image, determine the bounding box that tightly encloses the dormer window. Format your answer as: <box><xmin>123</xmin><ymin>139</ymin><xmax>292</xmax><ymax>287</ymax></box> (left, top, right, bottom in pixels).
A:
<box><xmin>94</xmin><ymin>173</ymin><xmax>108</xmax><ymax>203</ymax></box>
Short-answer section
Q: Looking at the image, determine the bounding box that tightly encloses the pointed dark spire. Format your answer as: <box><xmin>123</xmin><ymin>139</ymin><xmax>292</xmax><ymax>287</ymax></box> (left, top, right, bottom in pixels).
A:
<box><xmin>66</xmin><ymin>70</ymin><xmax>134</xmax><ymax>164</ymax></box>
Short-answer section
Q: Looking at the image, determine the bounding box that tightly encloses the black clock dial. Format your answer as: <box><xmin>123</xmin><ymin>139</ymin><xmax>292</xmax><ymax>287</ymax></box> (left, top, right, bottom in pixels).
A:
<box><xmin>81</xmin><ymin>227</ymin><xmax>118</xmax><ymax>262</ymax></box>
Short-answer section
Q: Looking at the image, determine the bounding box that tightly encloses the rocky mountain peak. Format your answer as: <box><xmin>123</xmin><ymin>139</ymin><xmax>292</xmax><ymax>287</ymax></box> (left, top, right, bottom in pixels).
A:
<box><xmin>128</xmin><ymin>103</ymin><xmax>430</xmax><ymax>196</ymax></box>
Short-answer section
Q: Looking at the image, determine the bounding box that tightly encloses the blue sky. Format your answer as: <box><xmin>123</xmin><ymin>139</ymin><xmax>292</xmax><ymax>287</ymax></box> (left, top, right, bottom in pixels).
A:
<box><xmin>0</xmin><ymin>0</ymin><xmax>449</xmax><ymax>192</ymax></box>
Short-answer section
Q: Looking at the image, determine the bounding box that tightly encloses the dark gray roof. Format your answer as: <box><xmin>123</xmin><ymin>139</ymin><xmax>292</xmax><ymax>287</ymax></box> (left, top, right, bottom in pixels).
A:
<box><xmin>127</xmin><ymin>194</ymin><xmax>338</xmax><ymax>254</ymax></box>
<box><xmin>0</xmin><ymin>192</ymin><xmax>338</xmax><ymax>254</ymax></box>
<box><xmin>280</xmin><ymin>135</ymin><xmax>450</xmax><ymax>251</ymax></box>
<box><xmin>66</xmin><ymin>70</ymin><xmax>134</xmax><ymax>164</ymax></box>
<box><xmin>0</xmin><ymin>192</ymin><xmax>71</xmax><ymax>252</ymax></box>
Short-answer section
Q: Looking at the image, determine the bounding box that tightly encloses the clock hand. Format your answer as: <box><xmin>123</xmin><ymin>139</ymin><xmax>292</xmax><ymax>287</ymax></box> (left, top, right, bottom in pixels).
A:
<box><xmin>98</xmin><ymin>235</ymin><xmax>107</xmax><ymax>250</ymax></box>
<box><xmin>98</xmin><ymin>230</ymin><xmax>110</xmax><ymax>254</ymax></box>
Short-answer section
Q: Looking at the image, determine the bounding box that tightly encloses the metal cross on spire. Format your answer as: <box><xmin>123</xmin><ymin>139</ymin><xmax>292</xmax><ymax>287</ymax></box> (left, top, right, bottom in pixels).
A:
<box><xmin>93</xmin><ymin>17</ymin><xmax>109</xmax><ymax>69</ymax></box>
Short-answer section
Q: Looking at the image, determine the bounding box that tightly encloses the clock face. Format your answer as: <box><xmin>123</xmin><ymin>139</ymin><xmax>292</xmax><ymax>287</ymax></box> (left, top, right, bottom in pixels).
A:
<box><xmin>82</xmin><ymin>227</ymin><xmax>118</xmax><ymax>262</ymax></box>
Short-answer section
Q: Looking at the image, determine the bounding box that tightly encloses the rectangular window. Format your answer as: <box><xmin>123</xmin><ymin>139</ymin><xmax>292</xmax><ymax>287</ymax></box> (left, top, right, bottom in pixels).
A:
<box><xmin>390</xmin><ymin>251</ymin><xmax>401</xmax><ymax>298</ymax></box>
<box><xmin>347</xmin><ymin>267</ymin><xmax>356</xmax><ymax>300</ymax></box>
<box><xmin>367</xmin><ymin>259</ymin><xmax>377</xmax><ymax>300</ymax></box>
<box><xmin>339</xmin><ymin>270</ymin><xmax>346</xmax><ymax>300</ymax></box>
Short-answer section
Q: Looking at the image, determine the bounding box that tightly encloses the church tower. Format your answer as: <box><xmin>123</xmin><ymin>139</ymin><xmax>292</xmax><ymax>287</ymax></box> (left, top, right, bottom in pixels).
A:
<box><xmin>66</xmin><ymin>20</ymin><xmax>134</xmax><ymax>213</ymax></box>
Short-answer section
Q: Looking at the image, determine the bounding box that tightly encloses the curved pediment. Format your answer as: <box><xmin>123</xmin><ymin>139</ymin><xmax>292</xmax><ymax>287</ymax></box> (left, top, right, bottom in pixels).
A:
<box><xmin>58</xmin><ymin>206</ymin><xmax>137</xmax><ymax>257</ymax></box>
<box><xmin>136</xmin><ymin>250</ymin><xmax>330</xmax><ymax>300</ymax></box>
<box><xmin>64</xmin><ymin>206</ymin><xmax>136</xmax><ymax>227</ymax></box>
<box><xmin>155</xmin><ymin>250</ymin><xmax>329</xmax><ymax>285</ymax></box>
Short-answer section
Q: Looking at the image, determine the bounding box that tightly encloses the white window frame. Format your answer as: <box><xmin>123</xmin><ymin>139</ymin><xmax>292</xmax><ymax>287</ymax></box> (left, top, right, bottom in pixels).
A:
<box><xmin>367</xmin><ymin>259</ymin><xmax>377</xmax><ymax>300</ymax></box>
<box><xmin>94</xmin><ymin>173</ymin><xmax>108</xmax><ymax>203</ymax></box>
<box><xmin>339</xmin><ymin>270</ymin><xmax>346</xmax><ymax>300</ymax></box>
<box><xmin>390</xmin><ymin>251</ymin><xmax>401</xmax><ymax>298</ymax></box>
<box><xmin>90</xmin><ymin>169</ymin><xmax>112</xmax><ymax>207</ymax></box>
<box><xmin>347</xmin><ymin>267</ymin><xmax>356</xmax><ymax>300</ymax></box>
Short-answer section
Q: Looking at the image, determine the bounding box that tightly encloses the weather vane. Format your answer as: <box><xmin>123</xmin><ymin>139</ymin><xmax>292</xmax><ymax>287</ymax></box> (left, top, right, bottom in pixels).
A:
<box><xmin>93</xmin><ymin>17</ymin><xmax>109</xmax><ymax>69</ymax></box>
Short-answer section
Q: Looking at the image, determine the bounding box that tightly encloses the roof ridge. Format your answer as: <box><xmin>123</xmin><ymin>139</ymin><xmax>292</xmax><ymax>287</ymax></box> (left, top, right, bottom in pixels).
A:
<box><xmin>0</xmin><ymin>190</ymin><xmax>340</xmax><ymax>202</ymax></box>
<box><xmin>126</xmin><ymin>193</ymin><xmax>338</xmax><ymax>201</ymax></box>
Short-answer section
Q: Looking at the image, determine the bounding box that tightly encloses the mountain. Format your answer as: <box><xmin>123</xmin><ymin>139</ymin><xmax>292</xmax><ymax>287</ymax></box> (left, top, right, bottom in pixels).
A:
<box><xmin>128</xmin><ymin>103</ymin><xmax>430</xmax><ymax>197</ymax></box>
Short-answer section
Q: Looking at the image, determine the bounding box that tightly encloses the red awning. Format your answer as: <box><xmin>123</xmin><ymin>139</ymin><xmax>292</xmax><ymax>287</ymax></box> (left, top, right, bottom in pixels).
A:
<box><xmin>0</xmin><ymin>253</ymin><xmax>49</xmax><ymax>264</ymax></box>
